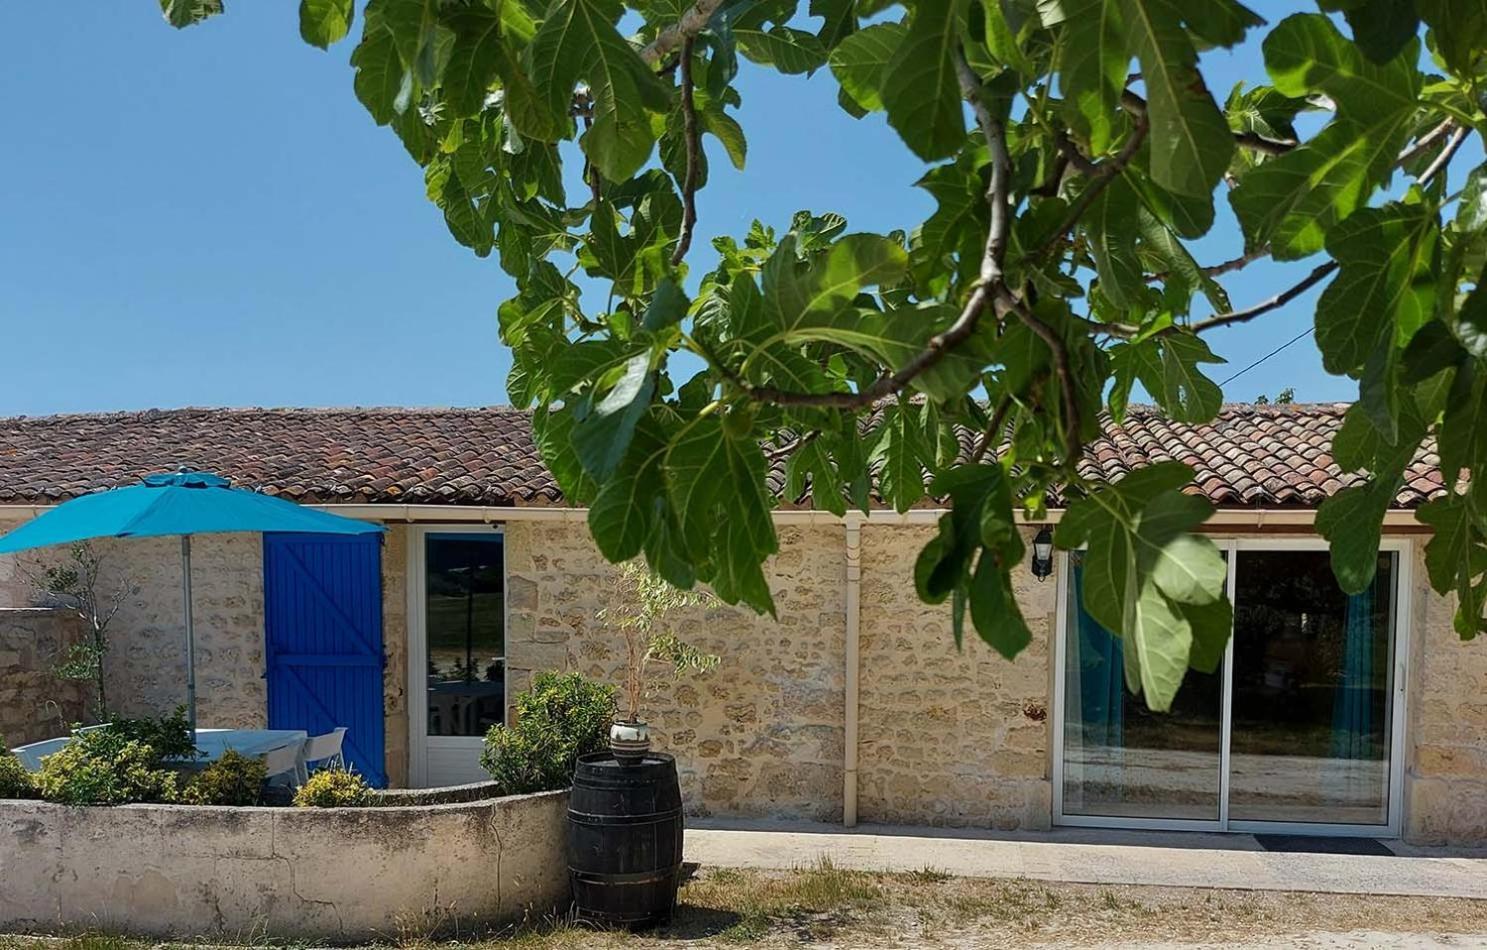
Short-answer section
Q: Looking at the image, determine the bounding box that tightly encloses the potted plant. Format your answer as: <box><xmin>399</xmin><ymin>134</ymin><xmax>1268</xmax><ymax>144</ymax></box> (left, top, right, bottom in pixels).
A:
<box><xmin>597</xmin><ymin>562</ymin><xmax>719</xmax><ymax>763</ymax></box>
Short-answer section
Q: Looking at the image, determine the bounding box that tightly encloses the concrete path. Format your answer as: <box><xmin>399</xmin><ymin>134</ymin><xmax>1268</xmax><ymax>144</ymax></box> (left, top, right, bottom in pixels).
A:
<box><xmin>685</xmin><ymin>820</ymin><xmax>1487</xmax><ymax>900</ymax></box>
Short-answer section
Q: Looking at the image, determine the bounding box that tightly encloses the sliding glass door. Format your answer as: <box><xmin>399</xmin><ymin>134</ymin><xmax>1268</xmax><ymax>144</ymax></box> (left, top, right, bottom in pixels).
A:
<box><xmin>1055</xmin><ymin>541</ymin><xmax>1406</xmax><ymax>835</ymax></box>
<box><xmin>1061</xmin><ymin>553</ymin><xmax>1224</xmax><ymax>823</ymax></box>
<box><xmin>1228</xmin><ymin>549</ymin><xmax>1395</xmax><ymax>827</ymax></box>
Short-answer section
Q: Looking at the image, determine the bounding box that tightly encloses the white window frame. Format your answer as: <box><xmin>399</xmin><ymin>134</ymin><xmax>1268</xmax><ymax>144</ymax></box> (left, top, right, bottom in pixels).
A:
<box><xmin>406</xmin><ymin>523</ymin><xmax>508</xmax><ymax>788</ymax></box>
<box><xmin>1052</xmin><ymin>536</ymin><xmax>1412</xmax><ymax>838</ymax></box>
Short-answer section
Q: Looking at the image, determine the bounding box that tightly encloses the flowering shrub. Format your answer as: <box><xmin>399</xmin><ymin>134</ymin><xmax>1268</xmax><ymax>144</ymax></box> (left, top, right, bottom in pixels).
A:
<box><xmin>180</xmin><ymin>750</ymin><xmax>267</xmax><ymax>806</ymax></box>
<box><xmin>293</xmin><ymin>767</ymin><xmax>373</xmax><ymax>807</ymax></box>
<box><xmin>33</xmin><ymin>729</ymin><xmax>177</xmax><ymax>805</ymax></box>
<box><xmin>0</xmin><ymin>740</ymin><xmax>36</xmax><ymax>800</ymax></box>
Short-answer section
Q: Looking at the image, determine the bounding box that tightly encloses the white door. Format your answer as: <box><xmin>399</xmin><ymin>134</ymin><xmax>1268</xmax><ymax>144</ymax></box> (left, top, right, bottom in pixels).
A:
<box><xmin>407</xmin><ymin>525</ymin><xmax>507</xmax><ymax>787</ymax></box>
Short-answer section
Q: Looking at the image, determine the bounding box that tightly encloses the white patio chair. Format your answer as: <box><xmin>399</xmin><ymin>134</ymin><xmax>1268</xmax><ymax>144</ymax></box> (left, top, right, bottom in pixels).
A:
<box><xmin>262</xmin><ymin>742</ymin><xmax>307</xmax><ymax>787</ymax></box>
<box><xmin>300</xmin><ymin>727</ymin><xmax>348</xmax><ymax>773</ymax></box>
<box><xmin>10</xmin><ymin>737</ymin><xmax>69</xmax><ymax>773</ymax></box>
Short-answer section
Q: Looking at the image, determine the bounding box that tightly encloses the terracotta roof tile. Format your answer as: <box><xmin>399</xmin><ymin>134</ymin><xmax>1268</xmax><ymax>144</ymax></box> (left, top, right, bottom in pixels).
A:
<box><xmin>0</xmin><ymin>403</ymin><xmax>1444</xmax><ymax>510</ymax></box>
<box><xmin>0</xmin><ymin>407</ymin><xmax>560</xmax><ymax>507</ymax></box>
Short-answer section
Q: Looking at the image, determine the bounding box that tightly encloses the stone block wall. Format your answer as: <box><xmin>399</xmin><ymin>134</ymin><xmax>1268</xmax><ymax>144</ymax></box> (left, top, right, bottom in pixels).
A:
<box><xmin>0</xmin><ymin>531</ymin><xmax>266</xmax><ymax>727</ymax></box>
<box><xmin>5</xmin><ymin>507</ymin><xmax>1484</xmax><ymax>840</ymax></box>
<box><xmin>504</xmin><ymin>521</ymin><xmax>848</xmax><ymax>821</ymax></box>
<box><xmin>502</xmin><ymin>519</ymin><xmax>1056</xmax><ymax>827</ymax></box>
<box><xmin>0</xmin><ymin>520</ymin><xmax>405</xmax><ymax>785</ymax></box>
<box><xmin>857</xmin><ymin>524</ymin><xmax>1054</xmax><ymax>829</ymax></box>
<box><xmin>0</xmin><ymin>608</ymin><xmax>88</xmax><ymax>745</ymax></box>
<box><xmin>382</xmin><ymin>524</ymin><xmax>410</xmax><ymax>788</ymax></box>
<box><xmin>1404</xmin><ymin>539</ymin><xmax>1487</xmax><ymax>845</ymax></box>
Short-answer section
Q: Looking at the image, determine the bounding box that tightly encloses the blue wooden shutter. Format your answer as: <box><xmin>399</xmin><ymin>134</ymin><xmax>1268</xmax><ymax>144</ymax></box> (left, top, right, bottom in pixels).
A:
<box><xmin>263</xmin><ymin>532</ymin><xmax>387</xmax><ymax>787</ymax></box>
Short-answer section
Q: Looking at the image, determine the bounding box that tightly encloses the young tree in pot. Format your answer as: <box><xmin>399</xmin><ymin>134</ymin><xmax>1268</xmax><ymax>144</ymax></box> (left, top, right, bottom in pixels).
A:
<box><xmin>598</xmin><ymin>562</ymin><xmax>719</xmax><ymax>763</ymax></box>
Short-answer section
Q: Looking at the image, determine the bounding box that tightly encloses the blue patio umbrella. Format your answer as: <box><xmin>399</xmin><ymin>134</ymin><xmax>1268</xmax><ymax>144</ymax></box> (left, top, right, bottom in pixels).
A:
<box><xmin>0</xmin><ymin>470</ymin><xmax>383</xmax><ymax>730</ymax></box>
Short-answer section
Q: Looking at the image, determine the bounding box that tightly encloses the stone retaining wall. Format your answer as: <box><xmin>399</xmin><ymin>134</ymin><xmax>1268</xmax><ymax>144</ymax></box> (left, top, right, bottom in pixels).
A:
<box><xmin>0</xmin><ymin>790</ymin><xmax>569</xmax><ymax>941</ymax></box>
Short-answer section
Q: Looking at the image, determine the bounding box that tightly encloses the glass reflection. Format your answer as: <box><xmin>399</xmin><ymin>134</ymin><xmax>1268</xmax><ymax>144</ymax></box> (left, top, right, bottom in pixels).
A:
<box><xmin>1228</xmin><ymin>550</ymin><xmax>1394</xmax><ymax>825</ymax></box>
<box><xmin>425</xmin><ymin>534</ymin><xmax>506</xmax><ymax>737</ymax></box>
<box><xmin>1062</xmin><ymin>555</ymin><xmax>1223</xmax><ymax>821</ymax></box>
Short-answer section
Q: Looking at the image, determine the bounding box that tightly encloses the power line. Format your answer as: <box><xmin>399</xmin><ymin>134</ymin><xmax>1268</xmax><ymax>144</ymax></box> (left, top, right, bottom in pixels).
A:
<box><xmin>1218</xmin><ymin>326</ymin><xmax>1314</xmax><ymax>388</ymax></box>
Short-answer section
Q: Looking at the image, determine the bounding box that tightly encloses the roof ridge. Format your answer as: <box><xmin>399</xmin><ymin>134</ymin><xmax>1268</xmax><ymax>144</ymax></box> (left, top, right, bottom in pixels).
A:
<box><xmin>0</xmin><ymin>401</ymin><xmax>1357</xmax><ymax>427</ymax></box>
<box><xmin>0</xmin><ymin>405</ymin><xmax>532</xmax><ymax>426</ymax></box>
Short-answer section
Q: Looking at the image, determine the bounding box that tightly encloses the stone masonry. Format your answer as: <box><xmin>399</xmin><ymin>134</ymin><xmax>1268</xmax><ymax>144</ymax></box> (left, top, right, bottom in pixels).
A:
<box><xmin>856</xmin><ymin>524</ymin><xmax>1054</xmax><ymax>829</ymax></box>
<box><xmin>2</xmin><ymin>507</ymin><xmax>1485</xmax><ymax>842</ymax></box>
<box><xmin>1403</xmin><ymin>539</ymin><xmax>1487</xmax><ymax>845</ymax></box>
<box><xmin>0</xmin><ymin>608</ymin><xmax>88</xmax><ymax>745</ymax></box>
<box><xmin>0</xmin><ymin>527</ymin><xmax>265</xmax><ymax>726</ymax></box>
<box><xmin>503</xmin><ymin>521</ymin><xmax>847</xmax><ymax>820</ymax></box>
<box><xmin>381</xmin><ymin>524</ymin><xmax>410</xmax><ymax>788</ymax></box>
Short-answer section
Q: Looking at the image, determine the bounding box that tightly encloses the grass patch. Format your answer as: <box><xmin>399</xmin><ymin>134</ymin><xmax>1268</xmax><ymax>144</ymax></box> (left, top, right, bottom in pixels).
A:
<box><xmin>905</xmin><ymin>865</ymin><xmax>951</xmax><ymax>884</ymax></box>
<box><xmin>3</xmin><ymin>870</ymin><xmax>1487</xmax><ymax>948</ymax></box>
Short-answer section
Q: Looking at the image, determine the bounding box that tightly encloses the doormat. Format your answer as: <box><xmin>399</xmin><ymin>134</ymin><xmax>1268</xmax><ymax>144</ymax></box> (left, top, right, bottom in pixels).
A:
<box><xmin>1254</xmin><ymin>834</ymin><xmax>1394</xmax><ymax>856</ymax></box>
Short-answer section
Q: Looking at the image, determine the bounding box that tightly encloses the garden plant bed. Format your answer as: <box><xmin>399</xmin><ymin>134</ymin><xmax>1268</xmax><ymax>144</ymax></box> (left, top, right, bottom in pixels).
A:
<box><xmin>4</xmin><ymin>863</ymin><xmax>1486</xmax><ymax>948</ymax></box>
<box><xmin>0</xmin><ymin>790</ymin><xmax>568</xmax><ymax>942</ymax></box>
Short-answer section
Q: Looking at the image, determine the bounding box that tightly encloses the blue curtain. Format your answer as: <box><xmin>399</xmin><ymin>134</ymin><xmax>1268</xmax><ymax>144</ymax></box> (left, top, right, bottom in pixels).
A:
<box><xmin>1073</xmin><ymin>563</ymin><xmax>1124</xmax><ymax>749</ymax></box>
<box><xmin>1331</xmin><ymin>584</ymin><xmax>1375</xmax><ymax>761</ymax></box>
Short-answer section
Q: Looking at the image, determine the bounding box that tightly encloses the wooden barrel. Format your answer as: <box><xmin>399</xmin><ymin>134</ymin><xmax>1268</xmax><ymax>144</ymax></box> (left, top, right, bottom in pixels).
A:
<box><xmin>567</xmin><ymin>751</ymin><xmax>684</xmax><ymax>929</ymax></box>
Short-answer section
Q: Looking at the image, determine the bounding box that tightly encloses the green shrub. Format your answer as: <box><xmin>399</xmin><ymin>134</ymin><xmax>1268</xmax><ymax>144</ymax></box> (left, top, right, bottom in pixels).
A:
<box><xmin>0</xmin><ymin>739</ymin><xmax>36</xmax><ymax>800</ymax></box>
<box><xmin>292</xmin><ymin>767</ymin><xmax>372</xmax><ymax>807</ymax></box>
<box><xmin>34</xmin><ymin>730</ymin><xmax>177</xmax><ymax>805</ymax></box>
<box><xmin>480</xmin><ymin>671</ymin><xmax>615</xmax><ymax>794</ymax></box>
<box><xmin>180</xmin><ymin>750</ymin><xmax>267</xmax><ymax>806</ymax></box>
<box><xmin>100</xmin><ymin>706</ymin><xmax>195</xmax><ymax>761</ymax></box>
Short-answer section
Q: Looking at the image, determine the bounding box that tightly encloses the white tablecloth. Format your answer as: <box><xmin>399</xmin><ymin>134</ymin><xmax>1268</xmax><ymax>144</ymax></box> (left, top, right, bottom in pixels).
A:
<box><xmin>190</xmin><ymin>728</ymin><xmax>307</xmax><ymax>763</ymax></box>
<box><xmin>11</xmin><ymin>728</ymin><xmax>308</xmax><ymax>772</ymax></box>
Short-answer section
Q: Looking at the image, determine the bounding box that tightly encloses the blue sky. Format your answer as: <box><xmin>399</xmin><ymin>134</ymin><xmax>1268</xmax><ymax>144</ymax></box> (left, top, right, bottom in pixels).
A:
<box><xmin>0</xmin><ymin>3</ymin><xmax>1417</xmax><ymax>415</ymax></box>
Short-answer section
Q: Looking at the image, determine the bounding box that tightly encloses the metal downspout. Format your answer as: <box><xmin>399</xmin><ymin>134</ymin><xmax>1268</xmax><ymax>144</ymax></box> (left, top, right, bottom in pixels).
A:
<box><xmin>843</xmin><ymin>514</ymin><xmax>862</xmax><ymax>827</ymax></box>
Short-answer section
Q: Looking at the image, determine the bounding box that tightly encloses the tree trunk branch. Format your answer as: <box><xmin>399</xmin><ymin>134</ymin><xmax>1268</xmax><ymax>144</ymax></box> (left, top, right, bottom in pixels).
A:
<box><xmin>736</xmin><ymin>49</ymin><xmax>1014</xmax><ymax>410</ymax></box>
<box><xmin>970</xmin><ymin>396</ymin><xmax>1013</xmax><ymax>463</ymax></box>
<box><xmin>670</xmin><ymin>36</ymin><xmax>701</xmax><ymax>266</ymax></box>
<box><xmin>1418</xmin><ymin>125</ymin><xmax>1469</xmax><ymax>186</ymax></box>
<box><xmin>639</xmin><ymin>0</ymin><xmax>726</xmax><ymax>66</ymax></box>
<box><xmin>1031</xmin><ymin>112</ymin><xmax>1149</xmax><ymax>264</ymax></box>
<box><xmin>1186</xmin><ymin>261</ymin><xmax>1339</xmax><ymax>334</ymax></box>
<box><xmin>1005</xmin><ymin>291</ymin><xmax>1084</xmax><ymax>462</ymax></box>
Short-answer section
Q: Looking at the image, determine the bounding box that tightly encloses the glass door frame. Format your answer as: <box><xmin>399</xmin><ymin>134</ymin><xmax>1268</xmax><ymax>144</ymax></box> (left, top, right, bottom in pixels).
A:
<box><xmin>1051</xmin><ymin>536</ymin><xmax>1411</xmax><ymax>837</ymax></box>
<box><xmin>405</xmin><ymin>523</ymin><xmax>508</xmax><ymax>788</ymax></box>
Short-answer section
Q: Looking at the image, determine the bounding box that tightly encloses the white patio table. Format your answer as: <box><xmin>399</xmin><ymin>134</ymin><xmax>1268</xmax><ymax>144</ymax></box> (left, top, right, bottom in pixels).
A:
<box><xmin>190</xmin><ymin>728</ymin><xmax>307</xmax><ymax>764</ymax></box>
<box><xmin>10</xmin><ymin>729</ymin><xmax>308</xmax><ymax>776</ymax></box>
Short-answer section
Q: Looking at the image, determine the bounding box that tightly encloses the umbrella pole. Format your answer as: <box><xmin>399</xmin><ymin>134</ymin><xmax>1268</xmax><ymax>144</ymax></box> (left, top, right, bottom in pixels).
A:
<box><xmin>181</xmin><ymin>536</ymin><xmax>197</xmax><ymax>735</ymax></box>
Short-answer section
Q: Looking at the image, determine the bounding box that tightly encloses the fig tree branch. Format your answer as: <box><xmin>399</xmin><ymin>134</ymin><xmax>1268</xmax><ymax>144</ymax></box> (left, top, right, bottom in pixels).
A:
<box><xmin>1030</xmin><ymin>111</ymin><xmax>1150</xmax><ymax>264</ymax></box>
<box><xmin>1185</xmin><ymin>261</ymin><xmax>1339</xmax><ymax>333</ymax></box>
<box><xmin>734</xmin><ymin>48</ymin><xmax>1014</xmax><ymax>410</ymax></box>
<box><xmin>970</xmin><ymin>395</ymin><xmax>1013</xmax><ymax>463</ymax></box>
<box><xmin>670</xmin><ymin>36</ymin><xmax>700</xmax><ymax>266</ymax></box>
<box><xmin>1121</xmin><ymin>90</ymin><xmax>1297</xmax><ymax>154</ymax></box>
<box><xmin>639</xmin><ymin>0</ymin><xmax>726</xmax><ymax>66</ymax></box>
<box><xmin>1178</xmin><ymin>123</ymin><xmax>1470</xmax><ymax>336</ymax></box>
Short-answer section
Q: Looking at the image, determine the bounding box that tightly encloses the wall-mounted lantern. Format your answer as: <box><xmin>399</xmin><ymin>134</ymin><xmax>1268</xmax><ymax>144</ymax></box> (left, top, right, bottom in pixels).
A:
<box><xmin>1031</xmin><ymin>526</ymin><xmax>1054</xmax><ymax>581</ymax></box>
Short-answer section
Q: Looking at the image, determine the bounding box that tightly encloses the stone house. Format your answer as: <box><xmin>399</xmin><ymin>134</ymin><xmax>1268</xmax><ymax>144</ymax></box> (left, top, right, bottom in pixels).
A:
<box><xmin>0</xmin><ymin>404</ymin><xmax>1480</xmax><ymax>846</ymax></box>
